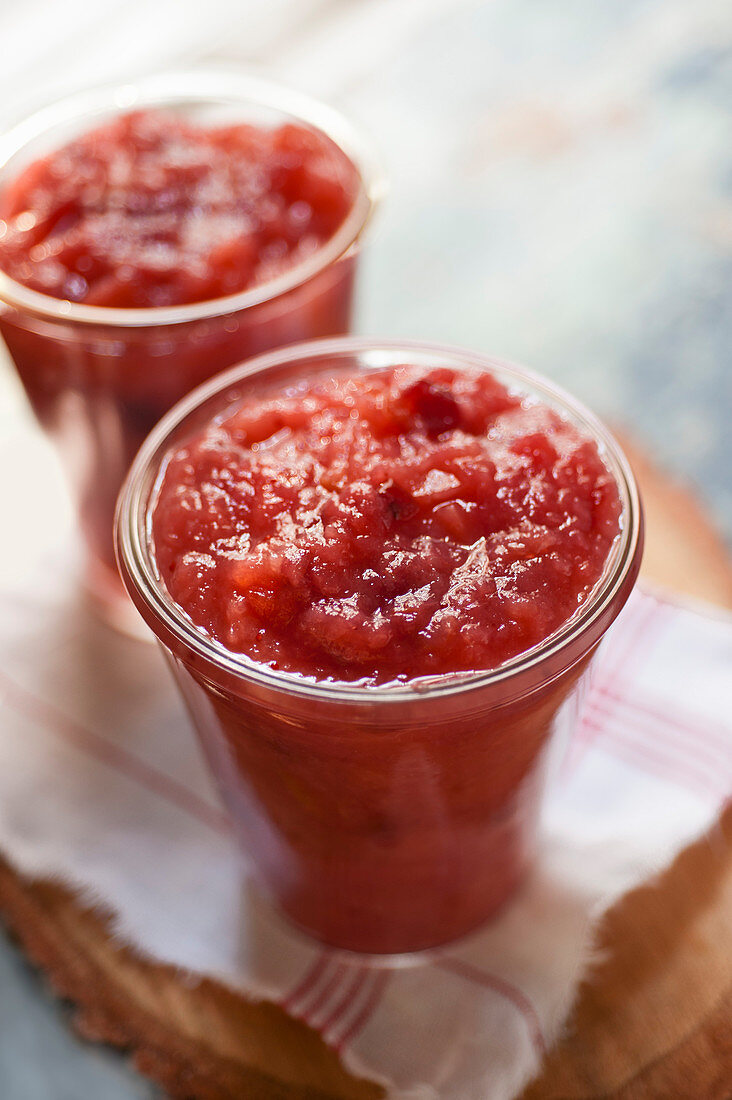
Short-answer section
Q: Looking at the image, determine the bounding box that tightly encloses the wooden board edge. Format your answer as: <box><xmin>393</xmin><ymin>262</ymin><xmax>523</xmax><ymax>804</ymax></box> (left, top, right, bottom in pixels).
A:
<box><xmin>0</xmin><ymin>858</ymin><xmax>383</xmax><ymax>1100</ymax></box>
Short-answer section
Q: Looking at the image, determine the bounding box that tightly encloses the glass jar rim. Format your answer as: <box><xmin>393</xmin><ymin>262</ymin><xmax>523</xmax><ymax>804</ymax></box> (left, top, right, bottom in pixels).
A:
<box><xmin>117</xmin><ymin>337</ymin><xmax>643</xmax><ymax>703</ymax></box>
<box><xmin>0</xmin><ymin>69</ymin><xmax>385</xmax><ymax>328</ymax></box>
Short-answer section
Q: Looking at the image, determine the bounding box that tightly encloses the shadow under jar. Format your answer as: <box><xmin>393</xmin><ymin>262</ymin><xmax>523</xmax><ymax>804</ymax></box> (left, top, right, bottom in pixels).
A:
<box><xmin>116</xmin><ymin>338</ymin><xmax>643</xmax><ymax>955</ymax></box>
<box><xmin>0</xmin><ymin>71</ymin><xmax>382</xmax><ymax>631</ymax></box>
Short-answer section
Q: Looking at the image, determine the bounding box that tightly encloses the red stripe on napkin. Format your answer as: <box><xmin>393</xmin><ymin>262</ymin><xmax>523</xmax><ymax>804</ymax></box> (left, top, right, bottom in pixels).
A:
<box><xmin>301</xmin><ymin>963</ymin><xmax>350</xmax><ymax>1024</ymax></box>
<box><xmin>599</xmin><ymin>684</ymin><xmax>732</xmax><ymax>759</ymax></box>
<box><xmin>334</xmin><ymin>970</ymin><xmax>391</xmax><ymax>1052</ymax></box>
<box><xmin>566</xmin><ymin>596</ymin><xmax>665</xmax><ymax>775</ymax></box>
<box><xmin>588</xmin><ymin>696</ymin><xmax>730</xmax><ymax>790</ymax></box>
<box><xmin>583</xmin><ymin>713</ymin><xmax>727</xmax><ymax>800</ymax></box>
<box><xmin>435</xmin><ymin>957</ymin><xmax>546</xmax><ymax>1058</ymax></box>
<box><xmin>0</xmin><ymin>667</ymin><xmax>230</xmax><ymax>835</ymax></box>
<box><xmin>320</xmin><ymin>967</ymin><xmax>370</xmax><ymax>1036</ymax></box>
<box><xmin>281</xmin><ymin>951</ymin><xmax>330</xmax><ymax>1013</ymax></box>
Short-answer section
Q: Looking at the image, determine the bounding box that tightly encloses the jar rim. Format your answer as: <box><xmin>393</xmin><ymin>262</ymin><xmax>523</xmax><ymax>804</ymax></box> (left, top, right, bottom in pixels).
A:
<box><xmin>116</xmin><ymin>337</ymin><xmax>644</xmax><ymax>703</ymax></box>
<box><xmin>0</xmin><ymin>69</ymin><xmax>385</xmax><ymax>328</ymax></box>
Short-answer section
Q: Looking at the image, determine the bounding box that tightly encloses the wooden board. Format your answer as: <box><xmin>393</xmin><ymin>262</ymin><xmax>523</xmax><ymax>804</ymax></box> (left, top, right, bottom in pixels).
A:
<box><xmin>0</xmin><ymin>438</ymin><xmax>731</xmax><ymax>1100</ymax></box>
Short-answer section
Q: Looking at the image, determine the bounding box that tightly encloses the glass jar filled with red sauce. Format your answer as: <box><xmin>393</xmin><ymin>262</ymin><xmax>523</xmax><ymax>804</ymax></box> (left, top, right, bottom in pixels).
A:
<box><xmin>0</xmin><ymin>72</ymin><xmax>382</xmax><ymax>629</ymax></box>
<box><xmin>116</xmin><ymin>339</ymin><xmax>643</xmax><ymax>955</ymax></box>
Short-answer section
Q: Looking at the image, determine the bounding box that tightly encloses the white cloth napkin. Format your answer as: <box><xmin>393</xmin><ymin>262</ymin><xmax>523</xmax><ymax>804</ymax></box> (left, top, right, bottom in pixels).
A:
<box><xmin>0</xmin><ymin>467</ymin><xmax>731</xmax><ymax>1098</ymax></box>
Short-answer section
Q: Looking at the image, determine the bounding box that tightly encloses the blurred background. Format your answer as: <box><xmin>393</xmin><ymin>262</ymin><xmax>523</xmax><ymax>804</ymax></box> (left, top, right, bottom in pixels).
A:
<box><xmin>0</xmin><ymin>0</ymin><xmax>730</xmax><ymax>1095</ymax></box>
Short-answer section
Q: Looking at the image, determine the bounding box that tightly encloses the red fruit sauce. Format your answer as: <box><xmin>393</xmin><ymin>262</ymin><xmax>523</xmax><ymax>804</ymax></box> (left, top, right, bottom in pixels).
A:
<box><xmin>0</xmin><ymin>109</ymin><xmax>358</xmax><ymax>307</ymax></box>
<box><xmin>152</xmin><ymin>365</ymin><xmax>621</xmax><ymax>683</ymax></box>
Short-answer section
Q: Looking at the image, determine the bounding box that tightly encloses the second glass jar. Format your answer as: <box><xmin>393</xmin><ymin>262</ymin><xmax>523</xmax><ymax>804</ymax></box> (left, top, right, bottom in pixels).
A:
<box><xmin>0</xmin><ymin>71</ymin><xmax>382</xmax><ymax>626</ymax></box>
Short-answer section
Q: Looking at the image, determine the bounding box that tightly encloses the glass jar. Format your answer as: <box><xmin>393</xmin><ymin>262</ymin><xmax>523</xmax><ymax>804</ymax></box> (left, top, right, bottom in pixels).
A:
<box><xmin>116</xmin><ymin>338</ymin><xmax>643</xmax><ymax>954</ymax></box>
<box><xmin>0</xmin><ymin>72</ymin><xmax>383</xmax><ymax>630</ymax></box>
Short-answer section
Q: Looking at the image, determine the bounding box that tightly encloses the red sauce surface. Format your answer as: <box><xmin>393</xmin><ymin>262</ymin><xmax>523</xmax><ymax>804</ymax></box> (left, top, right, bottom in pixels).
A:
<box><xmin>152</xmin><ymin>366</ymin><xmax>621</xmax><ymax>683</ymax></box>
<box><xmin>0</xmin><ymin>109</ymin><xmax>358</xmax><ymax>307</ymax></box>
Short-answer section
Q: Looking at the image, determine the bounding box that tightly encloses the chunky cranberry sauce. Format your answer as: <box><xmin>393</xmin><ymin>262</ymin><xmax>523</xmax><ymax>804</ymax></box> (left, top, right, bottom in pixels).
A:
<box><xmin>0</xmin><ymin>109</ymin><xmax>358</xmax><ymax>307</ymax></box>
<box><xmin>152</xmin><ymin>365</ymin><xmax>621</xmax><ymax>683</ymax></box>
